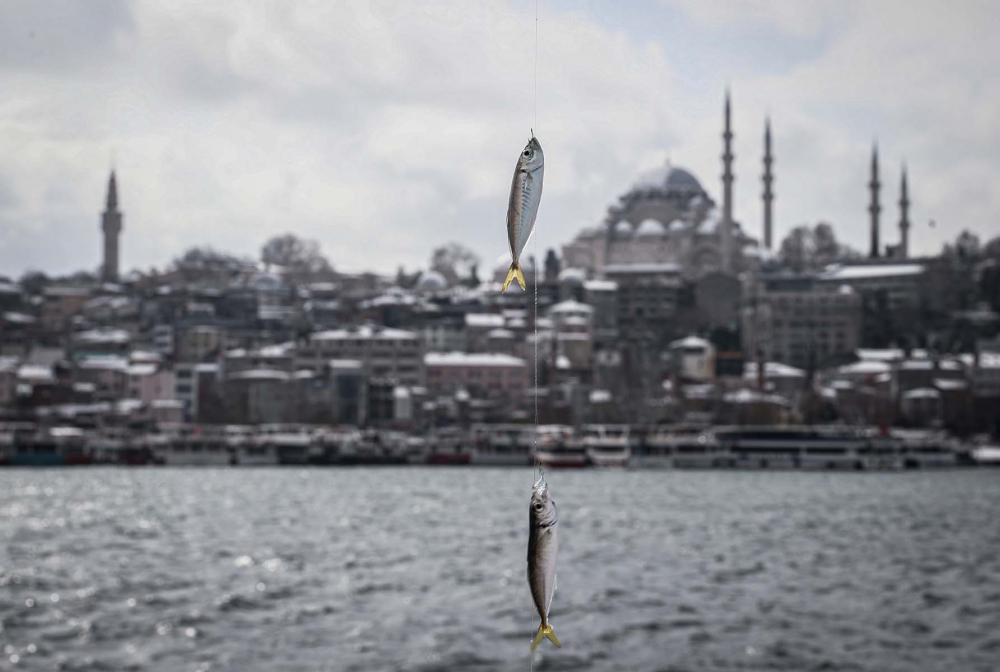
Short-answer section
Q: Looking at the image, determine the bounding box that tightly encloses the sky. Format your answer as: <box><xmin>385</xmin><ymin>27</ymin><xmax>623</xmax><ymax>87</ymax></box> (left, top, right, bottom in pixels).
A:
<box><xmin>1</xmin><ymin>0</ymin><xmax>998</xmax><ymax>279</ymax></box>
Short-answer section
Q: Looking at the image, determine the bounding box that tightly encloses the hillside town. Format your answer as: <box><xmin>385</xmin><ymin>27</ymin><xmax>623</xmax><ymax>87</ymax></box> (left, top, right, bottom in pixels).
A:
<box><xmin>2</xmin><ymin>94</ymin><xmax>999</xmax><ymax>466</ymax></box>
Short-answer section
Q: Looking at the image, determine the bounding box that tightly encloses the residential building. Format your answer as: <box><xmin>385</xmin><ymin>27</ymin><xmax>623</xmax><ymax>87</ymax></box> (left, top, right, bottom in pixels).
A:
<box><xmin>424</xmin><ymin>352</ymin><xmax>528</xmax><ymax>401</ymax></box>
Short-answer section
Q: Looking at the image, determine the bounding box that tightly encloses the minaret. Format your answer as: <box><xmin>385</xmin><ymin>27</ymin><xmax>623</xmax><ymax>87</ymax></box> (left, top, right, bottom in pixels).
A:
<box><xmin>762</xmin><ymin>117</ymin><xmax>774</xmax><ymax>251</ymax></box>
<box><xmin>898</xmin><ymin>165</ymin><xmax>910</xmax><ymax>259</ymax></box>
<box><xmin>868</xmin><ymin>143</ymin><xmax>881</xmax><ymax>259</ymax></box>
<box><xmin>101</xmin><ymin>171</ymin><xmax>123</xmax><ymax>282</ymax></box>
<box><xmin>721</xmin><ymin>89</ymin><xmax>734</xmax><ymax>272</ymax></box>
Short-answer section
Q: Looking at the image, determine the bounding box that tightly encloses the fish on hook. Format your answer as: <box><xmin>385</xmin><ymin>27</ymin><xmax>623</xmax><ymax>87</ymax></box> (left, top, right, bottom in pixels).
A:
<box><xmin>502</xmin><ymin>133</ymin><xmax>545</xmax><ymax>293</ymax></box>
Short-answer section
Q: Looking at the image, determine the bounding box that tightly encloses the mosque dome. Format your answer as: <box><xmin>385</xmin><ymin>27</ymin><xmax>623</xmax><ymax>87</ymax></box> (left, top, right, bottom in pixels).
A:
<box><xmin>417</xmin><ymin>271</ymin><xmax>447</xmax><ymax>291</ymax></box>
<box><xmin>632</xmin><ymin>164</ymin><xmax>707</xmax><ymax>197</ymax></box>
<box><xmin>614</xmin><ymin>220</ymin><xmax>633</xmax><ymax>236</ymax></box>
<box><xmin>637</xmin><ymin>218</ymin><xmax>666</xmax><ymax>236</ymax></box>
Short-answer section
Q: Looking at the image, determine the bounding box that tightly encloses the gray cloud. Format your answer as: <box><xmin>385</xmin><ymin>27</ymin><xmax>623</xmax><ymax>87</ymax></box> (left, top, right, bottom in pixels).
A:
<box><xmin>0</xmin><ymin>0</ymin><xmax>997</xmax><ymax>279</ymax></box>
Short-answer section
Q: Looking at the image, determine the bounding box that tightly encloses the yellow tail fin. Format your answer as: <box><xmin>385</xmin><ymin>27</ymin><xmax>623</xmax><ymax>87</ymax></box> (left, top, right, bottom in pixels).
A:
<box><xmin>501</xmin><ymin>263</ymin><xmax>526</xmax><ymax>293</ymax></box>
<box><xmin>530</xmin><ymin>623</ymin><xmax>562</xmax><ymax>652</ymax></box>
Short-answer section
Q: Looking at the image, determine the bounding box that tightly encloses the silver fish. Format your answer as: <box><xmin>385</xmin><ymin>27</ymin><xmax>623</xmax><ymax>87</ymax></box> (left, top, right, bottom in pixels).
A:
<box><xmin>527</xmin><ymin>476</ymin><xmax>561</xmax><ymax>652</ymax></box>
<box><xmin>502</xmin><ymin>133</ymin><xmax>545</xmax><ymax>293</ymax></box>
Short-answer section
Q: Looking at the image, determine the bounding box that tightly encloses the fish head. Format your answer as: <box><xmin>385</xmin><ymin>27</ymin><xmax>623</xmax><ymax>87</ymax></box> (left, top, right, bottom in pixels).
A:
<box><xmin>530</xmin><ymin>478</ymin><xmax>557</xmax><ymax>525</ymax></box>
<box><xmin>518</xmin><ymin>134</ymin><xmax>544</xmax><ymax>173</ymax></box>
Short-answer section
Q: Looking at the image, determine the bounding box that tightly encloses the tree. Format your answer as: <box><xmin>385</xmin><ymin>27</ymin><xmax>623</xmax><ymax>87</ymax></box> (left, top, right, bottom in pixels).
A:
<box><xmin>18</xmin><ymin>270</ymin><xmax>50</xmax><ymax>295</ymax></box>
<box><xmin>261</xmin><ymin>234</ymin><xmax>332</xmax><ymax>280</ymax></box>
<box><xmin>778</xmin><ymin>222</ymin><xmax>860</xmax><ymax>272</ymax></box>
<box><xmin>429</xmin><ymin>243</ymin><xmax>480</xmax><ymax>286</ymax></box>
<box><xmin>171</xmin><ymin>247</ymin><xmax>252</xmax><ymax>283</ymax></box>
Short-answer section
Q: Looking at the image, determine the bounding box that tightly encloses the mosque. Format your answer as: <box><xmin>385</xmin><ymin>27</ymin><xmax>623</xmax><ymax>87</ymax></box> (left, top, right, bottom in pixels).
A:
<box><xmin>561</xmin><ymin>91</ymin><xmax>765</xmax><ymax>280</ymax></box>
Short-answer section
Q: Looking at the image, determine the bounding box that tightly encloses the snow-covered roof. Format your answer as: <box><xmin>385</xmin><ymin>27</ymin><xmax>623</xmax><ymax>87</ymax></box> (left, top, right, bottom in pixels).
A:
<box><xmin>934</xmin><ymin>378</ymin><xmax>967</xmax><ymax>391</ymax></box>
<box><xmin>590</xmin><ymin>389</ymin><xmax>612</xmax><ymax>403</ymax></box>
<box><xmin>723</xmin><ymin>389</ymin><xmax>789</xmax><ymax>406</ymax></box>
<box><xmin>556</xmin><ymin>355</ymin><xmax>571</xmax><ymax>369</ymax></box>
<box><xmin>129</xmin><ymin>350</ymin><xmax>163</xmax><ymax>364</ymax></box>
<box><xmin>2</xmin><ymin>312</ymin><xmax>35</xmax><ymax>324</ymax></box>
<box><xmin>488</xmin><ymin>328</ymin><xmax>515</xmax><ymax>339</ymax></box>
<box><xmin>465</xmin><ymin>313</ymin><xmax>505</xmax><ymax>328</ymax></box>
<box><xmin>558</xmin><ymin>267</ymin><xmax>587</xmax><ymax>284</ymax></box>
<box><xmin>671</xmin><ymin>335</ymin><xmax>711</xmax><ymax>350</ymax></box>
<box><xmin>901</xmin><ymin>359</ymin><xmax>933</xmax><ymax>371</ymax></box>
<box><xmin>584</xmin><ymin>279</ymin><xmax>618</xmax><ymax>292</ymax></box>
<box><xmin>978</xmin><ymin>353</ymin><xmax>1000</xmax><ymax>369</ymax></box>
<box><xmin>425</xmin><ymin>352</ymin><xmax>526</xmax><ymax>367</ymax></box>
<box><xmin>127</xmin><ymin>363</ymin><xmax>158</xmax><ymax>377</ymax></box>
<box><xmin>902</xmin><ymin>387</ymin><xmax>941</xmax><ymax>400</ymax></box>
<box><xmin>329</xmin><ymin>359</ymin><xmax>364</xmax><ymax>370</ymax></box>
<box><xmin>838</xmin><ymin>360</ymin><xmax>891</xmax><ymax>375</ymax></box>
<box><xmin>74</xmin><ymin>328</ymin><xmax>131</xmax><ymax>345</ymax></box>
<box><xmin>17</xmin><ymin>365</ymin><xmax>53</xmax><ymax>382</ymax></box>
<box><xmin>549</xmin><ymin>299</ymin><xmax>594</xmax><ymax>315</ymax></box>
<box><xmin>228</xmin><ymin>369</ymin><xmax>290</xmax><ymax>382</ymax></box>
<box><xmin>856</xmin><ymin>348</ymin><xmax>904</xmax><ymax>362</ymax></box>
<box><xmin>78</xmin><ymin>356</ymin><xmax>128</xmax><ymax>371</ymax></box>
<box><xmin>603</xmin><ymin>263</ymin><xmax>681</xmax><ymax>275</ymax></box>
<box><xmin>744</xmin><ymin>361</ymin><xmax>806</xmax><ymax>379</ymax></box>
<box><xmin>311</xmin><ymin>326</ymin><xmax>418</xmax><ymax>341</ymax></box>
<box><xmin>821</xmin><ymin>263</ymin><xmax>924</xmax><ymax>281</ymax></box>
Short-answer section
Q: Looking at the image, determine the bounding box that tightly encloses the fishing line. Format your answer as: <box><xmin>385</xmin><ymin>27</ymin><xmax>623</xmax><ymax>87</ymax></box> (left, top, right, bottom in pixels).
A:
<box><xmin>531</xmin><ymin>4</ymin><xmax>542</xmax><ymax>669</ymax></box>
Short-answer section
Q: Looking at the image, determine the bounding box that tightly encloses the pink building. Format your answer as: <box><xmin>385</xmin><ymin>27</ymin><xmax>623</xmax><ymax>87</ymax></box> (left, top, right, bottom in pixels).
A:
<box><xmin>424</xmin><ymin>352</ymin><xmax>527</xmax><ymax>401</ymax></box>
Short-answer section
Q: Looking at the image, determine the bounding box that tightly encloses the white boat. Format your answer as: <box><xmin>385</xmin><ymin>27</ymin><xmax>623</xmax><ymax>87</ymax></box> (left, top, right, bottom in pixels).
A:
<box><xmin>895</xmin><ymin>430</ymin><xmax>957</xmax><ymax>468</ymax></box>
<box><xmin>536</xmin><ymin>426</ymin><xmax>588</xmax><ymax>469</ymax></box>
<box><xmin>580</xmin><ymin>424</ymin><xmax>631</xmax><ymax>468</ymax></box>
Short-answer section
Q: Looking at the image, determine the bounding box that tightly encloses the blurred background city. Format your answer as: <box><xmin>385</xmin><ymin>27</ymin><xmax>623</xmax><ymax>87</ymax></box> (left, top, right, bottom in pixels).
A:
<box><xmin>1</xmin><ymin>2</ymin><xmax>999</xmax><ymax>671</ymax></box>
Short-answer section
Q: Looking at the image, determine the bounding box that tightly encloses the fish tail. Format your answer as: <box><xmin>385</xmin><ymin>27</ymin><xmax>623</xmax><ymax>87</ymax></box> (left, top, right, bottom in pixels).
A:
<box><xmin>530</xmin><ymin>622</ymin><xmax>562</xmax><ymax>652</ymax></box>
<box><xmin>501</xmin><ymin>262</ymin><xmax>526</xmax><ymax>293</ymax></box>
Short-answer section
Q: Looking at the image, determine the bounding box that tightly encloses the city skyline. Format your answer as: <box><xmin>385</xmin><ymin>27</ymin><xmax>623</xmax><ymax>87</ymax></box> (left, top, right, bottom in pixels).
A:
<box><xmin>2</xmin><ymin>1</ymin><xmax>999</xmax><ymax>278</ymax></box>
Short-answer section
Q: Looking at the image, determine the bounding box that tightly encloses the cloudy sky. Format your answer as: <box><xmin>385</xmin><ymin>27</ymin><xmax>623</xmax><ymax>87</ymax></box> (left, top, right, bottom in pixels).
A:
<box><xmin>1</xmin><ymin>0</ymin><xmax>997</xmax><ymax>278</ymax></box>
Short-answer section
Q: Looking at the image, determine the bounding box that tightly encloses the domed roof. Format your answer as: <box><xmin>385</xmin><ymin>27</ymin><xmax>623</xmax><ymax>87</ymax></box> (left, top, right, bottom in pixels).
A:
<box><xmin>417</xmin><ymin>271</ymin><xmax>447</xmax><ymax>290</ymax></box>
<box><xmin>558</xmin><ymin>267</ymin><xmax>586</xmax><ymax>285</ymax></box>
<box><xmin>636</xmin><ymin>218</ymin><xmax>665</xmax><ymax>236</ymax></box>
<box><xmin>614</xmin><ymin>220</ymin><xmax>632</xmax><ymax>235</ymax></box>
<box><xmin>668</xmin><ymin>218</ymin><xmax>687</xmax><ymax>232</ymax></box>
<box><xmin>632</xmin><ymin>163</ymin><xmax>706</xmax><ymax>196</ymax></box>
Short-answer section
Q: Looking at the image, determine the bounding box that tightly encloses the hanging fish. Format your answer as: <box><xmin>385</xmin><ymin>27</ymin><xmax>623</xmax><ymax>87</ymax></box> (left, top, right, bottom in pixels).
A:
<box><xmin>527</xmin><ymin>475</ymin><xmax>561</xmax><ymax>652</ymax></box>
<box><xmin>502</xmin><ymin>133</ymin><xmax>545</xmax><ymax>293</ymax></box>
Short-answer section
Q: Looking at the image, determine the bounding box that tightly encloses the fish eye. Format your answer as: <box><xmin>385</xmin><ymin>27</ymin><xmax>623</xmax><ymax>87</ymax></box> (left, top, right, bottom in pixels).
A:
<box><xmin>523</xmin><ymin>150</ymin><xmax>531</xmax><ymax>157</ymax></box>
<box><xmin>533</xmin><ymin>503</ymin><xmax>543</xmax><ymax>511</ymax></box>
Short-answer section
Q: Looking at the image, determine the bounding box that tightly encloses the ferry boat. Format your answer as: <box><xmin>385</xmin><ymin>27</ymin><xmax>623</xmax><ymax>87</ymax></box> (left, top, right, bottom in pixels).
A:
<box><xmin>635</xmin><ymin>425</ymin><xmax>721</xmax><ymax>469</ymax></box>
<box><xmin>426</xmin><ymin>427</ymin><xmax>471</xmax><ymax>465</ymax></box>
<box><xmin>895</xmin><ymin>430</ymin><xmax>957</xmax><ymax>468</ymax></box>
<box><xmin>579</xmin><ymin>424</ymin><xmax>631</xmax><ymax>468</ymax></box>
<box><xmin>717</xmin><ymin>426</ymin><xmax>869</xmax><ymax>470</ymax></box>
<box><xmin>536</xmin><ymin>426</ymin><xmax>588</xmax><ymax>469</ymax></box>
<box><xmin>153</xmin><ymin>425</ymin><xmax>231</xmax><ymax>466</ymax></box>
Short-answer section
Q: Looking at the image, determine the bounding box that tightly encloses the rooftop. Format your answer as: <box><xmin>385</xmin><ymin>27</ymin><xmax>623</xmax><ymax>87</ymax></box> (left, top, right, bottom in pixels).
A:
<box><xmin>311</xmin><ymin>326</ymin><xmax>418</xmax><ymax>341</ymax></box>
<box><xmin>425</xmin><ymin>352</ymin><xmax>527</xmax><ymax>367</ymax></box>
<box><xmin>820</xmin><ymin>263</ymin><xmax>924</xmax><ymax>282</ymax></box>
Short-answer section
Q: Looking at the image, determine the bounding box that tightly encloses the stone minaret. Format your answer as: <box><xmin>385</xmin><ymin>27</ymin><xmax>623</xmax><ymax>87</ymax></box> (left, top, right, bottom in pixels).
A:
<box><xmin>868</xmin><ymin>143</ymin><xmax>881</xmax><ymax>259</ymax></box>
<box><xmin>762</xmin><ymin>117</ymin><xmax>774</xmax><ymax>251</ymax></box>
<box><xmin>898</xmin><ymin>165</ymin><xmax>910</xmax><ymax>259</ymax></box>
<box><xmin>720</xmin><ymin>89</ymin><xmax>734</xmax><ymax>272</ymax></box>
<box><xmin>101</xmin><ymin>171</ymin><xmax>123</xmax><ymax>282</ymax></box>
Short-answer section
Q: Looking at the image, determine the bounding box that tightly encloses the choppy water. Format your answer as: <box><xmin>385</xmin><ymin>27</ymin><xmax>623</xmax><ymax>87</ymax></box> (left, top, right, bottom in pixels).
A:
<box><xmin>1</xmin><ymin>468</ymin><xmax>999</xmax><ymax>672</ymax></box>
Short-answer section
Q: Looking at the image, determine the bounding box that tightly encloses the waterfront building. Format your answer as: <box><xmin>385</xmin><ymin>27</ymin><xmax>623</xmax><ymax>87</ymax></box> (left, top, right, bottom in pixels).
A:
<box><xmin>299</xmin><ymin>325</ymin><xmax>423</xmax><ymax>386</ymax></box>
<box><xmin>424</xmin><ymin>352</ymin><xmax>527</xmax><ymax>402</ymax></box>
